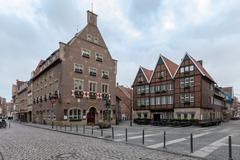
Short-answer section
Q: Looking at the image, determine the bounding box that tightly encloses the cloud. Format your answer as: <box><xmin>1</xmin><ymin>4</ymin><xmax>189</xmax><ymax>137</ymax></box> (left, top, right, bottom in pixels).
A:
<box><xmin>1</xmin><ymin>0</ymin><xmax>240</xmax><ymax>101</ymax></box>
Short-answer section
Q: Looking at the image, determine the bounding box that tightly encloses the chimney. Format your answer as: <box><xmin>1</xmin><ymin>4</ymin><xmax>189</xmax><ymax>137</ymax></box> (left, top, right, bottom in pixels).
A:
<box><xmin>87</xmin><ymin>10</ymin><xmax>97</xmax><ymax>26</ymax></box>
<box><xmin>197</xmin><ymin>60</ymin><xmax>203</xmax><ymax>66</ymax></box>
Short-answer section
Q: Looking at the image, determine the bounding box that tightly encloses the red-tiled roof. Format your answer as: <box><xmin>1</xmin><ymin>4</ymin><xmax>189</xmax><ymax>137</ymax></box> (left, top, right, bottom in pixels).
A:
<box><xmin>141</xmin><ymin>67</ymin><xmax>153</xmax><ymax>82</ymax></box>
<box><xmin>161</xmin><ymin>55</ymin><xmax>178</xmax><ymax>78</ymax></box>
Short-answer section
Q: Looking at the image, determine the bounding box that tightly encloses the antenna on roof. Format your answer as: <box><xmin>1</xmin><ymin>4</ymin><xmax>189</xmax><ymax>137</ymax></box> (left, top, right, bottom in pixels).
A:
<box><xmin>91</xmin><ymin>0</ymin><xmax>94</xmax><ymax>12</ymax></box>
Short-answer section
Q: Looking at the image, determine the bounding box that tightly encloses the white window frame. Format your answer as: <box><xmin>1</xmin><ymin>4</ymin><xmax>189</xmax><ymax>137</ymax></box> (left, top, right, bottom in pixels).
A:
<box><xmin>89</xmin><ymin>81</ymin><xmax>97</xmax><ymax>93</ymax></box>
<box><xmin>101</xmin><ymin>83</ymin><xmax>109</xmax><ymax>93</ymax></box>
<box><xmin>74</xmin><ymin>63</ymin><xmax>83</xmax><ymax>73</ymax></box>
<box><xmin>82</xmin><ymin>48</ymin><xmax>91</xmax><ymax>57</ymax></box>
<box><xmin>74</xmin><ymin>79</ymin><xmax>84</xmax><ymax>91</ymax></box>
<box><xmin>96</xmin><ymin>53</ymin><xmax>103</xmax><ymax>61</ymax></box>
<box><xmin>150</xmin><ymin>97</ymin><xmax>155</xmax><ymax>105</ymax></box>
<box><xmin>86</xmin><ymin>34</ymin><xmax>92</xmax><ymax>41</ymax></box>
<box><xmin>190</xmin><ymin>65</ymin><xmax>194</xmax><ymax>71</ymax></box>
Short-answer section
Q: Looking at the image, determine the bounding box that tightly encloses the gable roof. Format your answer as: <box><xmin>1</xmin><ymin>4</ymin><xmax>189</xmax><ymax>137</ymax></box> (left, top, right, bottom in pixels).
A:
<box><xmin>173</xmin><ymin>53</ymin><xmax>215</xmax><ymax>82</ymax></box>
<box><xmin>150</xmin><ymin>54</ymin><xmax>178</xmax><ymax>81</ymax></box>
<box><xmin>141</xmin><ymin>66</ymin><xmax>153</xmax><ymax>83</ymax></box>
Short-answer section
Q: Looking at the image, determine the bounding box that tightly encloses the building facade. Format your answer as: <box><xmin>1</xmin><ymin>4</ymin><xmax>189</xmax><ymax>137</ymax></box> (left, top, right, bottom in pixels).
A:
<box><xmin>30</xmin><ymin>11</ymin><xmax>117</xmax><ymax>125</ymax></box>
<box><xmin>116</xmin><ymin>84</ymin><xmax>133</xmax><ymax>120</ymax></box>
<box><xmin>132</xmin><ymin>53</ymin><xmax>226</xmax><ymax>122</ymax></box>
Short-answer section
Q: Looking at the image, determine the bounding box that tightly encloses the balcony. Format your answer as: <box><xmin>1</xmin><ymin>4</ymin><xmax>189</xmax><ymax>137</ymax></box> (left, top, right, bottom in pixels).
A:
<box><xmin>89</xmin><ymin>92</ymin><xmax>97</xmax><ymax>99</ymax></box>
<box><xmin>75</xmin><ymin>68</ymin><xmax>83</xmax><ymax>74</ymax></box>
<box><xmin>89</xmin><ymin>71</ymin><xmax>97</xmax><ymax>77</ymax></box>
<box><xmin>74</xmin><ymin>90</ymin><xmax>83</xmax><ymax>98</ymax></box>
<box><xmin>82</xmin><ymin>53</ymin><xmax>90</xmax><ymax>58</ymax></box>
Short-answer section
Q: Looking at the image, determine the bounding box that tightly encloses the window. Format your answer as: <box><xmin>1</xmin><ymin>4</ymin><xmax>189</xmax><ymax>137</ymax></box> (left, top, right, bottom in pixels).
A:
<box><xmin>180</xmin><ymin>94</ymin><xmax>185</xmax><ymax>103</ymax></box>
<box><xmin>160</xmin><ymin>71</ymin><xmax>165</xmax><ymax>78</ymax></box>
<box><xmin>89</xmin><ymin>82</ymin><xmax>97</xmax><ymax>92</ymax></box>
<box><xmin>94</xmin><ymin>36</ymin><xmax>99</xmax><ymax>44</ymax></box>
<box><xmin>180</xmin><ymin>67</ymin><xmax>184</xmax><ymax>73</ymax></box>
<box><xmin>180</xmin><ymin>79</ymin><xmax>185</xmax><ymax>88</ymax></box>
<box><xmin>177</xmin><ymin>114</ymin><xmax>181</xmax><ymax>119</ymax></box>
<box><xmin>102</xmin><ymin>84</ymin><xmax>109</xmax><ymax>93</ymax></box>
<box><xmin>150</xmin><ymin>97</ymin><xmax>155</xmax><ymax>105</ymax></box>
<box><xmin>184</xmin><ymin>114</ymin><xmax>188</xmax><ymax>119</ymax></box>
<box><xmin>96</xmin><ymin>53</ymin><xmax>103</xmax><ymax>62</ymax></box>
<box><xmin>150</xmin><ymin>86</ymin><xmax>155</xmax><ymax>93</ymax></box>
<box><xmin>191</xmin><ymin>113</ymin><xmax>195</xmax><ymax>119</ymax></box>
<box><xmin>155</xmin><ymin>86</ymin><xmax>161</xmax><ymax>93</ymax></box>
<box><xmin>156</xmin><ymin>97</ymin><xmax>161</xmax><ymax>105</ymax></box>
<box><xmin>161</xmin><ymin>84</ymin><xmax>166</xmax><ymax>91</ymax></box>
<box><xmin>69</xmin><ymin>108</ymin><xmax>81</xmax><ymax>120</ymax></box>
<box><xmin>167</xmin><ymin>96</ymin><xmax>173</xmax><ymax>104</ymax></box>
<box><xmin>140</xmin><ymin>86</ymin><xmax>145</xmax><ymax>94</ymax></box>
<box><xmin>74</xmin><ymin>79</ymin><xmax>83</xmax><ymax>91</ymax></box>
<box><xmin>102</xmin><ymin>70</ymin><xmax>109</xmax><ymax>79</ymax></box>
<box><xmin>185</xmin><ymin>66</ymin><xmax>189</xmax><ymax>72</ymax></box>
<box><xmin>190</xmin><ymin>93</ymin><xmax>194</xmax><ymax>102</ymax></box>
<box><xmin>144</xmin><ymin>113</ymin><xmax>148</xmax><ymax>119</ymax></box>
<box><xmin>161</xmin><ymin>96</ymin><xmax>166</xmax><ymax>105</ymax></box>
<box><xmin>190</xmin><ymin>77</ymin><xmax>194</xmax><ymax>86</ymax></box>
<box><xmin>140</xmin><ymin>98</ymin><xmax>145</xmax><ymax>106</ymax></box>
<box><xmin>185</xmin><ymin>93</ymin><xmax>190</xmax><ymax>102</ymax></box>
<box><xmin>82</xmin><ymin>49</ymin><xmax>91</xmax><ymax>58</ymax></box>
<box><xmin>137</xmin><ymin>99</ymin><xmax>141</xmax><ymax>107</ymax></box>
<box><xmin>89</xmin><ymin>67</ymin><xmax>97</xmax><ymax>76</ymax></box>
<box><xmin>87</xmin><ymin>34</ymin><xmax>92</xmax><ymax>41</ymax></box>
<box><xmin>74</xmin><ymin>64</ymin><xmax>83</xmax><ymax>73</ymax></box>
<box><xmin>145</xmin><ymin>98</ymin><xmax>149</xmax><ymax>106</ymax></box>
<box><xmin>190</xmin><ymin>65</ymin><xmax>194</xmax><ymax>71</ymax></box>
<box><xmin>185</xmin><ymin>77</ymin><xmax>190</xmax><ymax>86</ymax></box>
<box><xmin>167</xmin><ymin>84</ymin><xmax>173</xmax><ymax>91</ymax></box>
<box><xmin>137</xmin><ymin>86</ymin><xmax>141</xmax><ymax>94</ymax></box>
<box><xmin>145</xmin><ymin>85</ymin><xmax>149</xmax><ymax>93</ymax></box>
<box><xmin>138</xmin><ymin>76</ymin><xmax>144</xmax><ymax>83</ymax></box>
<box><xmin>138</xmin><ymin>113</ymin><xmax>141</xmax><ymax>118</ymax></box>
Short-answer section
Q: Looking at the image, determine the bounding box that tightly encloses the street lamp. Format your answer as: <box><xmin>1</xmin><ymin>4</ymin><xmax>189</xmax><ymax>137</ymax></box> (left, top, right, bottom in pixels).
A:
<box><xmin>49</xmin><ymin>93</ymin><xmax>58</xmax><ymax>128</ymax></box>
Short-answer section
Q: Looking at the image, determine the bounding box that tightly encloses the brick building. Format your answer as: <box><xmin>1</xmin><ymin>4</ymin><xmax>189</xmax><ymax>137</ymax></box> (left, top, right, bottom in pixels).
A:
<box><xmin>0</xmin><ymin>97</ymin><xmax>6</xmax><ymax>117</ymax></box>
<box><xmin>116</xmin><ymin>84</ymin><xmax>133</xmax><ymax>120</ymax></box>
<box><xmin>30</xmin><ymin>11</ymin><xmax>117</xmax><ymax>125</ymax></box>
<box><xmin>132</xmin><ymin>53</ymin><xmax>227</xmax><ymax>122</ymax></box>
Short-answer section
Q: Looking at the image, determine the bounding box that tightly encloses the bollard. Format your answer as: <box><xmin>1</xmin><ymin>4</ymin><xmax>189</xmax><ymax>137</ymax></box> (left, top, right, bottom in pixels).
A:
<box><xmin>101</xmin><ymin>129</ymin><xmax>103</xmax><ymax>137</ymax></box>
<box><xmin>52</xmin><ymin>121</ymin><xmax>54</xmax><ymax>129</ymax></box>
<box><xmin>125</xmin><ymin>128</ymin><xmax>128</xmax><ymax>142</ymax></box>
<box><xmin>163</xmin><ymin>131</ymin><xmax>166</xmax><ymax>148</ymax></box>
<box><xmin>76</xmin><ymin>125</ymin><xmax>78</xmax><ymax>132</ymax></box>
<box><xmin>92</xmin><ymin>125</ymin><xmax>94</xmax><ymax>135</ymax></box>
<box><xmin>142</xmin><ymin>130</ymin><xmax>145</xmax><ymax>145</ymax></box>
<box><xmin>190</xmin><ymin>133</ymin><xmax>193</xmax><ymax>153</ymax></box>
<box><xmin>83</xmin><ymin>125</ymin><xmax>85</xmax><ymax>134</ymax></box>
<box><xmin>229</xmin><ymin>136</ymin><xmax>233</xmax><ymax>160</ymax></box>
<box><xmin>112</xmin><ymin>127</ymin><xmax>114</xmax><ymax>139</ymax></box>
<box><xmin>9</xmin><ymin>122</ymin><xmax>10</xmax><ymax>128</ymax></box>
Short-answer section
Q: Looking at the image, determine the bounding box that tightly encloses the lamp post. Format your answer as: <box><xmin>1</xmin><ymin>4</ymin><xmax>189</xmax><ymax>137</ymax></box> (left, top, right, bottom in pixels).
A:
<box><xmin>50</xmin><ymin>94</ymin><xmax>58</xmax><ymax>129</ymax></box>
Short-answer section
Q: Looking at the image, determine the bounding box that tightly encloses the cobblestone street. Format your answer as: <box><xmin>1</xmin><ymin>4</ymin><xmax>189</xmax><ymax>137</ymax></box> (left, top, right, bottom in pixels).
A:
<box><xmin>0</xmin><ymin>123</ymin><xmax>200</xmax><ymax>160</ymax></box>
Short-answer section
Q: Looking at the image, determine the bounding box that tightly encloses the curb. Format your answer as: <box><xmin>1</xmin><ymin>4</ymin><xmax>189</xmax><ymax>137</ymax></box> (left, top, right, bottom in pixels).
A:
<box><xmin>18</xmin><ymin>122</ymin><xmax>205</xmax><ymax>160</ymax></box>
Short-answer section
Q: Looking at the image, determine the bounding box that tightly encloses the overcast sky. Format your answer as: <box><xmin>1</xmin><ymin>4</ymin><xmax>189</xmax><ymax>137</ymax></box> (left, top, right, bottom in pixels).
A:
<box><xmin>0</xmin><ymin>0</ymin><xmax>240</xmax><ymax>101</ymax></box>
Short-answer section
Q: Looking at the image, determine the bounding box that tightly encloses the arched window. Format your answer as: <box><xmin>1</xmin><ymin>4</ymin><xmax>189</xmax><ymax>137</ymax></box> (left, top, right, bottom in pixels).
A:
<box><xmin>69</xmin><ymin>108</ymin><xmax>81</xmax><ymax>120</ymax></box>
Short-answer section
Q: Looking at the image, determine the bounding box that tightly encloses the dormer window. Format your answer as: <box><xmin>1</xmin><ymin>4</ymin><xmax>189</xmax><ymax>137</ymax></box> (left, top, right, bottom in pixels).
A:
<box><xmin>102</xmin><ymin>70</ymin><xmax>109</xmax><ymax>79</ymax></box>
<box><xmin>89</xmin><ymin>67</ymin><xmax>97</xmax><ymax>76</ymax></box>
<box><xmin>82</xmin><ymin>49</ymin><xmax>91</xmax><ymax>58</ymax></box>
<box><xmin>74</xmin><ymin>64</ymin><xmax>83</xmax><ymax>74</ymax></box>
<box><xmin>94</xmin><ymin>36</ymin><xmax>99</xmax><ymax>44</ymax></box>
<box><xmin>87</xmin><ymin>34</ymin><xmax>92</xmax><ymax>41</ymax></box>
<box><xmin>96</xmin><ymin>53</ymin><xmax>103</xmax><ymax>62</ymax></box>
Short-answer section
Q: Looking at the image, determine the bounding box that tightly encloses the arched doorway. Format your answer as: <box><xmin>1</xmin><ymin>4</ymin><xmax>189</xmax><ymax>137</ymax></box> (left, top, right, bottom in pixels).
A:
<box><xmin>87</xmin><ymin>107</ymin><xmax>97</xmax><ymax>125</ymax></box>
